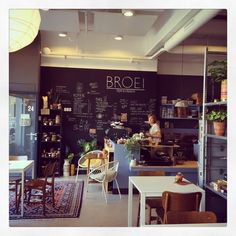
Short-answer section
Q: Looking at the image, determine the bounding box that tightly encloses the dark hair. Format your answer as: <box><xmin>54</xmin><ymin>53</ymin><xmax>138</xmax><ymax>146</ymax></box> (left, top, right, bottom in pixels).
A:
<box><xmin>148</xmin><ymin>114</ymin><xmax>157</xmax><ymax>123</ymax></box>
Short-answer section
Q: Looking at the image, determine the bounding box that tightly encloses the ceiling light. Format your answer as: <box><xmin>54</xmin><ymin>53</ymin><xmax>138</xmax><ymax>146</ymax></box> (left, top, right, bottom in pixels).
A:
<box><xmin>58</xmin><ymin>32</ymin><xmax>67</xmax><ymax>37</ymax></box>
<box><xmin>9</xmin><ymin>9</ymin><xmax>41</xmax><ymax>53</ymax></box>
<box><xmin>122</xmin><ymin>10</ymin><xmax>134</xmax><ymax>17</ymax></box>
<box><xmin>114</xmin><ymin>36</ymin><xmax>123</xmax><ymax>41</ymax></box>
<box><xmin>42</xmin><ymin>47</ymin><xmax>51</xmax><ymax>55</ymax></box>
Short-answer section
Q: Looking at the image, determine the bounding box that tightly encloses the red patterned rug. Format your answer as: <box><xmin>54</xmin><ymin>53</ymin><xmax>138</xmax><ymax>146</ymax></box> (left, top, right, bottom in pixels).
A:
<box><xmin>9</xmin><ymin>181</ymin><xmax>84</xmax><ymax>219</ymax></box>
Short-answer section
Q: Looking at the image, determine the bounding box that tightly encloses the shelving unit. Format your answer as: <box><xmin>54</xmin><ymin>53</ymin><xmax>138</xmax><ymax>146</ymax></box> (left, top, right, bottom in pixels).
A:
<box><xmin>200</xmin><ymin>48</ymin><xmax>227</xmax><ymax>222</ymax></box>
<box><xmin>160</xmin><ymin>104</ymin><xmax>200</xmax><ymax>139</ymax></box>
<box><xmin>38</xmin><ymin>108</ymin><xmax>64</xmax><ymax>177</ymax></box>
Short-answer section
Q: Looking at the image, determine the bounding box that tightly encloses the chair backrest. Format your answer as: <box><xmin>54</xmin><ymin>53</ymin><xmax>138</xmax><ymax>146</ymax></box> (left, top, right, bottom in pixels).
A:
<box><xmin>9</xmin><ymin>155</ymin><xmax>28</xmax><ymax>161</ymax></box>
<box><xmin>89</xmin><ymin>160</ymin><xmax>119</xmax><ymax>183</ymax></box>
<box><xmin>162</xmin><ymin>191</ymin><xmax>202</xmax><ymax>223</ymax></box>
<box><xmin>78</xmin><ymin>150</ymin><xmax>104</xmax><ymax>168</ymax></box>
<box><xmin>138</xmin><ymin>170</ymin><xmax>165</xmax><ymax>176</ymax></box>
<box><xmin>166</xmin><ymin>211</ymin><xmax>217</xmax><ymax>224</ymax></box>
<box><xmin>43</xmin><ymin>161</ymin><xmax>57</xmax><ymax>184</ymax></box>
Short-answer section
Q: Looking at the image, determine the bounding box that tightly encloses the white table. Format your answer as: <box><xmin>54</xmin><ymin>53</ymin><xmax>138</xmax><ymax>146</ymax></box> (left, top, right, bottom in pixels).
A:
<box><xmin>128</xmin><ymin>176</ymin><xmax>205</xmax><ymax>227</ymax></box>
<box><xmin>9</xmin><ymin>160</ymin><xmax>34</xmax><ymax>216</ymax></box>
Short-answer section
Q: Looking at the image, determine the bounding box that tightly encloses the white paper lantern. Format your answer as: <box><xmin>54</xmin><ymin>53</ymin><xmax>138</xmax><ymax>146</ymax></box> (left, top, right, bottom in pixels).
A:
<box><xmin>9</xmin><ymin>9</ymin><xmax>41</xmax><ymax>53</ymax></box>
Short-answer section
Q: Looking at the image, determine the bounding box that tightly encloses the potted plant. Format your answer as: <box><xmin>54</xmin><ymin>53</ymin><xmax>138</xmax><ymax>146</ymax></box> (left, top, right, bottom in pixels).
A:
<box><xmin>175</xmin><ymin>100</ymin><xmax>188</xmax><ymax>118</ymax></box>
<box><xmin>124</xmin><ymin>134</ymin><xmax>141</xmax><ymax>165</ymax></box>
<box><xmin>78</xmin><ymin>138</ymin><xmax>97</xmax><ymax>156</ymax></box>
<box><xmin>208</xmin><ymin>60</ymin><xmax>227</xmax><ymax>101</ymax></box>
<box><xmin>206</xmin><ymin>110</ymin><xmax>227</xmax><ymax>136</ymax></box>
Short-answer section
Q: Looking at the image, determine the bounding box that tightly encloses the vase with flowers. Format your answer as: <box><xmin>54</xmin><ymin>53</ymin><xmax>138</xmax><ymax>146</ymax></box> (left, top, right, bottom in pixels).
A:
<box><xmin>124</xmin><ymin>133</ymin><xmax>142</xmax><ymax>166</ymax></box>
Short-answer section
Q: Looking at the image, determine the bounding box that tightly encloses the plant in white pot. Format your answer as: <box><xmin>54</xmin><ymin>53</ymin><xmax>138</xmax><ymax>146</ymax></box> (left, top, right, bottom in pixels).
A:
<box><xmin>208</xmin><ymin>60</ymin><xmax>227</xmax><ymax>101</ymax></box>
<box><xmin>63</xmin><ymin>152</ymin><xmax>75</xmax><ymax>177</ymax></box>
<box><xmin>206</xmin><ymin>110</ymin><xmax>227</xmax><ymax>136</ymax></box>
<box><xmin>124</xmin><ymin>134</ymin><xmax>141</xmax><ymax>166</ymax></box>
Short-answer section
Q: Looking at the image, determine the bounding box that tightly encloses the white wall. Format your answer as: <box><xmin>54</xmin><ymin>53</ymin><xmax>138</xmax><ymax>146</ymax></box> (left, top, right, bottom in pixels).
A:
<box><xmin>158</xmin><ymin>53</ymin><xmax>204</xmax><ymax>76</ymax></box>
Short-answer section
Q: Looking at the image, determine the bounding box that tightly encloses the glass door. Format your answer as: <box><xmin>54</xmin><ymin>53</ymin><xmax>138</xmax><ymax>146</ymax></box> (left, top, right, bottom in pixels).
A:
<box><xmin>9</xmin><ymin>93</ymin><xmax>38</xmax><ymax>165</ymax></box>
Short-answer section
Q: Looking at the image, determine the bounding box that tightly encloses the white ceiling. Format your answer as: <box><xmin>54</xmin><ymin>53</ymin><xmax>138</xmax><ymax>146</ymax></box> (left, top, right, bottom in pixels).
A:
<box><xmin>39</xmin><ymin>9</ymin><xmax>227</xmax><ymax>61</ymax></box>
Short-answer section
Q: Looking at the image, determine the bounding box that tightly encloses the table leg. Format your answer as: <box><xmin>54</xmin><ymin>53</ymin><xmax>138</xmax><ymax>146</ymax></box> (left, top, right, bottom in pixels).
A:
<box><xmin>87</xmin><ymin>159</ymin><xmax>90</xmax><ymax>175</ymax></box>
<box><xmin>21</xmin><ymin>170</ymin><xmax>24</xmax><ymax>216</ymax></box>
<box><xmin>128</xmin><ymin>178</ymin><xmax>133</xmax><ymax>227</ymax></box>
<box><xmin>32</xmin><ymin>162</ymin><xmax>35</xmax><ymax>179</ymax></box>
<box><xmin>140</xmin><ymin>193</ymin><xmax>146</xmax><ymax>226</ymax></box>
<box><xmin>200</xmin><ymin>190</ymin><xmax>206</xmax><ymax>211</ymax></box>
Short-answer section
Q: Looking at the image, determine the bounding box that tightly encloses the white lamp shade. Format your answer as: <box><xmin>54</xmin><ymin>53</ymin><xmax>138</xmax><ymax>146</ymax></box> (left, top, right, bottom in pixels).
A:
<box><xmin>9</xmin><ymin>9</ymin><xmax>41</xmax><ymax>53</ymax></box>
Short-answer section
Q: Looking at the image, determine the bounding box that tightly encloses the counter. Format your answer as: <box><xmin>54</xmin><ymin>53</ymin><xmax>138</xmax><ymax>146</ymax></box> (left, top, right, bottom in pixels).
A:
<box><xmin>105</xmin><ymin>140</ymin><xmax>199</xmax><ymax>193</ymax></box>
<box><xmin>130</xmin><ymin>161</ymin><xmax>199</xmax><ymax>185</ymax></box>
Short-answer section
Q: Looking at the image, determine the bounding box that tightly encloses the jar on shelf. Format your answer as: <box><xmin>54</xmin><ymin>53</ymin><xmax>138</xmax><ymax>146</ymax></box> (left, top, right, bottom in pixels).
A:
<box><xmin>55</xmin><ymin>115</ymin><xmax>61</xmax><ymax>125</ymax></box>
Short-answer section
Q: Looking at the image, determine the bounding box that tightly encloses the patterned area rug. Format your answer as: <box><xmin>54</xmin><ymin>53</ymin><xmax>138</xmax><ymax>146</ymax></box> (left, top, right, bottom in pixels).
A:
<box><xmin>9</xmin><ymin>181</ymin><xmax>84</xmax><ymax>219</ymax></box>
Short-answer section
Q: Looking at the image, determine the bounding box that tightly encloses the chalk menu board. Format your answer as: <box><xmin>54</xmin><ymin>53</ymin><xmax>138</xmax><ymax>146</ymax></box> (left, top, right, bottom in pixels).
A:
<box><xmin>40</xmin><ymin>67</ymin><xmax>159</xmax><ymax>151</ymax></box>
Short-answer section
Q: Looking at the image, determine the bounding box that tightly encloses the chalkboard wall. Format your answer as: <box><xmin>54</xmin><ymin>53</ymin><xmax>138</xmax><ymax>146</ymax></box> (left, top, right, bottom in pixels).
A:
<box><xmin>40</xmin><ymin>67</ymin><xmax>159</xmax><ymax>153</ymax></box>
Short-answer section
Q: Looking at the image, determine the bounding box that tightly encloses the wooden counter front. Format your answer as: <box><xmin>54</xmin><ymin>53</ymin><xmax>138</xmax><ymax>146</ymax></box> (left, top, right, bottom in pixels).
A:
<box><xmin>130</xmin><ymin>161</ymin><xmax>199</xmax><ymax>184</ymax></box>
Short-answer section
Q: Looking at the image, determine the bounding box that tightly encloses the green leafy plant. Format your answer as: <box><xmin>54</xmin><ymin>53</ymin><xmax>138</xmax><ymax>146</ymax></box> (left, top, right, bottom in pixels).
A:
<box><xmin>206</xmin><ymin>110</ymin><xmax>227</xmax><ymax>122</ymax></box>
<box><xmin>67</xmin><ymin>152</ymin><xmax>74</xmax><ymax>163</ymax></box>
<box><xmin>208</xmin><ymin>60</ymin><xmax>227</xmax><ymax>83</ymax></box>
<box><xmin>124</xmin><ymin>134</ymin><xmax>141</xmax><ymax>160</ymax></box>
<box><xmin>78</xmin><ymin>138</ymin><xmax>97</xmax><ymax>156</ymax></box>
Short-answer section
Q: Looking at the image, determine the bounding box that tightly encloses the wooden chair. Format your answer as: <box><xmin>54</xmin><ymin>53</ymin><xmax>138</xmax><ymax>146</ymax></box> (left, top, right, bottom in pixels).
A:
<box><xmin>9</xmin><ymin>155</ymin><xmax>28</xmax><ymax>213</ymax></box>
<box><xmin>137</xmin><ymin>171</ymin><xmax>165</xmax><ymax>226</ymax></box>
<box><xmin>159</xmin><ymin>191</ymin><xmax>202</xmax><ymax>224</ymax></box>
<box><xmin>24</xmin><ymin>161</ymin><xmax>56</xmax><ymax>215</ymax></box>
<box><xmin>166</xmin><ymin>211</ymin><xmax>217</xmax><ymax>224</ymax></box>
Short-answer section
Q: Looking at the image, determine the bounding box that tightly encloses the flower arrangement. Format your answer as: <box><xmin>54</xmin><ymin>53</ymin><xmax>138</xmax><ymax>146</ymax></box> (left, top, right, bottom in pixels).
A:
<box><xmin>124</xmin><ymin>133</ymin><xmax>143</xmax><ymax>160</ymax></box>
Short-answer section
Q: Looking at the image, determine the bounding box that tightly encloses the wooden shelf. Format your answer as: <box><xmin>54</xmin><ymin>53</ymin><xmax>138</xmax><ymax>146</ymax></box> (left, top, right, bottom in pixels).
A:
<box><xmin>162</xmin><ymin>128</ymin><xmax>198</xmax><ymax>133</ymax></box>
<box><xmin>206</xmin><ymin>134</ymin><xmax>227</xmax><ymax>140</ymax></box>
<box><xmin>161</xmin><ymin>117</ymin><xmax>198</xmax><ymax>120</ymax></box>
<box><xmin>204</xmin><ymin>101</ymin><xmax>227</xmax><ymax>106</ymax></box>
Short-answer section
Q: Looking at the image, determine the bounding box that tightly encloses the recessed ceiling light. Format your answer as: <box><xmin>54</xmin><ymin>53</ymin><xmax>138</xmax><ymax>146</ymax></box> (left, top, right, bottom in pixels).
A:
<box><xmin>122</xmin><ymin>10</ymin><xmax>134</xmax><ymax>17</ymax></box>
<box><xmin>58</xmin><ymin>32</ymin><xmax>67</xmax><ymax>37</ymax></box>
<box><xmin>114</xmin><ymin>36</ymin><xmax>123</xmax><ymax>41</ymax></box>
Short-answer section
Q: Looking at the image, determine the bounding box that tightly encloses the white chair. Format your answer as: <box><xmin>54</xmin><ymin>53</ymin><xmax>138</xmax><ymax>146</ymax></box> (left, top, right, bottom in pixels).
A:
<box><xmin>87</xmin><ymin>160</ymin><xmax>121</xmax><ymax>203</ymax></box>
<box><xmin>75</xmin><ymin>150</ymin><xmax>104</xmax><ymax>182</ymax></box>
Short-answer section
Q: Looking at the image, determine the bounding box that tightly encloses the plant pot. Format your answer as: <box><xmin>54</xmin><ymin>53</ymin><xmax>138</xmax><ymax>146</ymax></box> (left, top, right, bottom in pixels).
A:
<box><xmin>213</xmin><ymin>121</ymin><xmax>226</xmax><ymax>136</ymax></box>
<box><xmin>129</xmin><ymin>159</ymin><xmax>136</xmax><ymax>167</ymax></box>
<box><xmin>221</xmin><ymin>79</ymin><xmax>227</xmax><ymax>101</ymax></box>
<box><xmin>176</xmin><ymin>107</ymin><xmax>187</xmax><ymax>118</ymax></box>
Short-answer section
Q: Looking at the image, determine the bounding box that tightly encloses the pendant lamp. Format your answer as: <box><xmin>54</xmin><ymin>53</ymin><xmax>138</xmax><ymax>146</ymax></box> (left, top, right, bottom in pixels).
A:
<box><xmin>9</xmin><ymin>9</ymin><xmax>41</xmax><ymax>53</ymax></box>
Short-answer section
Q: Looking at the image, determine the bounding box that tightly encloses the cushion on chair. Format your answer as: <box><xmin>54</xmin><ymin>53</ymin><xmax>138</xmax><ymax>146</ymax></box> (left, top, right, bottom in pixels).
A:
<box><xmin>90</xmin><ymin>170</ymin><xmax>117</xmax><ymax>182</ymax></box>
<box><xmin>79</xmin><ymin>159</ymin><xmax>102</xmax><ymax>168</ymax></box>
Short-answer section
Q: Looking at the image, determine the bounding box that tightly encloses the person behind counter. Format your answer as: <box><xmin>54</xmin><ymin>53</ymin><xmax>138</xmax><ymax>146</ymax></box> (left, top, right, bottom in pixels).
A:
<box><xmin>146</xmin><ymin>114</ymin><xmax>162</xmax><ymax>145</ymax></box>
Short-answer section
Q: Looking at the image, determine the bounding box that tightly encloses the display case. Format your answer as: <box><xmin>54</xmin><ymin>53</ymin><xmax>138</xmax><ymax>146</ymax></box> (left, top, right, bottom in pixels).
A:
<box><xmin>38</xmin><ymin>108</ymin><xmax>64</xmax><ymax>176</ymax></box>
<box><xmin>200</xmin><ymin>48</ymin><xmax>227</xmax><ymax>222</ymax></box>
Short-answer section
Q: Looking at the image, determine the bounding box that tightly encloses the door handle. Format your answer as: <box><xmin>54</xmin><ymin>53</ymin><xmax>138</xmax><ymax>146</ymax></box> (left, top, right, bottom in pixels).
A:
<box><xmin>26</xmin><ymin>132</ymin><xmax>38</xmax><ymax>141</ymax></box>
